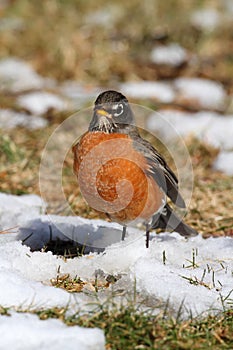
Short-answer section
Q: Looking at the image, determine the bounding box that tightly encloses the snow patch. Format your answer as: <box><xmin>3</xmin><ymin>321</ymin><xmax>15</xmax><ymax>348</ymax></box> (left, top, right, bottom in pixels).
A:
<box><xmin>17</xmin><ymin>92</ymin><xmax>69</xmax><ymax>115</ymax></box>
<box><xmin>224</xmin><ymin>0</ymin><xmax>233</xmax><ymax>14</ymax></box>
<box><xmin>0</xmin><ymin>312</ymin><xmax>105</xmax><ymax>350</ymax></box>
<box><xmin>213</xmin><ymin>151</ymin><xmax>233</xmax><ymax>175</ymax></box>
<box><xmin>174</xmin><ymin>77</ymin><xmax>227</xmax><ymax>110</ymax></box>
<box><xmin>204</xmin><ymin>117</ymin><xmax>233</xmax><ymax>150</ymax></box>
<box><xmin>130</xmin><ymin>233</ymin><xmax>233</xmax><ymax>317</ymax></box>
<box><xmin>120</xmin><ymin>81</ymin><xmax>175</xmax><ymax>102</ymax></box>
<box><xmin>0</xmin><ymin>193</ymin><xmax>45</xmax><ymax>231</ymax></box>
<box><xmin>150</xmin><ymin>43</ymin><xmax>188</xmax><ymax>67</ymax></box>
<box><xmin>59</xmin><ymin>81</ymin><xmax>100</xmax><ymax>109</ymax></box>
<box><xmin>147</xmin><ymin>109</ymin><xmax>233</xmax><ymax>151</ymax></box>
<box><xmin>190</xmin><ymin>8</ymin><xmax>220</xmax><ymax>31</ymax></box>
<box><xmin>0</xmin><ymin>58</ymin><xmax>45</xmax><ymax>92</ymax></box>
<box><xmin>0</xmin><ymin>109</ymin><xmax>48</xmax><ymax>129</ymax></box>
<box><xmin>0</xmin><ymin>17</ymin><xmax>24</xmax><ymax>32</ymax></box>
<box><xmin>147</xmin><ymin>109</ymin><xmax>213</xmax><ymax>140</ymax></box>
<box><xmin>84</xmin><ymin>4</ymin><xmax>122</xmax><ymax>28</ymax></box>
<box><xmin>0</xmin><ymin>193</ymin><xmax>233</xmax><ymax>319</ymax></box>
<box><xmin>1</xmin><ymin>229</ymin><xmax>233</xmax><ymax>318</ymax></box>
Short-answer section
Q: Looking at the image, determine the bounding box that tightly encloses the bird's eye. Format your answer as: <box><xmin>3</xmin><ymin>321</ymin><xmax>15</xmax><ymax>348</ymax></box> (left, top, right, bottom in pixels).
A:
<box><xmin>112</xmin><ymin>103</ymin><xmax>124</xmax><ymax>117</ymax></box>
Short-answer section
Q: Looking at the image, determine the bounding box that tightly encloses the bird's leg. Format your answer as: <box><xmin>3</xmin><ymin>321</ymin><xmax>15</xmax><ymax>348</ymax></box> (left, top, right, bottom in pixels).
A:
<box><xmin>146</xmin><ymin>224</ymin><xmax>150</xmax><ymax>248</ymax></box>
<box><xmin>122</xmin><ymin>225</ymin><xmax>127</xmax><ymax>241</ymax></box>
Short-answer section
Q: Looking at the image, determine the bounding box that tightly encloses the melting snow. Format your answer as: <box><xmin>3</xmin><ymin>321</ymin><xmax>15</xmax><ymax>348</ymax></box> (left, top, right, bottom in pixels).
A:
<box><xmin>84</xmin><ymin>4</ymin><xmax>122</xmax><ymax>28</ymax></box>
<box><xmin>0</xmin><ymin>58</ymin><xmax>45</xmax><ymax>92</ymax></box>
<box><xmin>147</xmin><ymin>109</ymin><xmax>233</xmax><ymax>151</ymax></box>
<box><xmin>0</xmin><ymin>17</ymin><xmax>24</xmax><ymax>32</ymax></box>
<box><xmin>17</xmin><ymin>92</ymin><xmax>69</xmax><ymax>115</ymax></box>
<box><xmin>224</xmin><ymin>0</ymin><xmax>233</xmax><ymax>14</ymax></box>
<box><xmin>150</xmin><ymin>43</ymin><xmax>188</xmax><ymax>67</ymax></box>
<box><xmin>0</xmin><ymin>193</ymin><xmax>45</xmax><ymax>231</ymax></box>
<box><xmin>174</xmin><ymin>77</ymin><xmax>227</xmax><ymax>110</ymax></box>
<box><xmin>120</xmin><ymin>81</ymin><xmax>175</xmax><ymax>102</ymax></box>
<box><xmin>0</xmin><ymin>312</ymin><xmax>105</xmax><ymax>350</ymax></box>
<box><xmin>0</xmin><ymin>193</ymin><xmax>232</xmax><ymax>321</ymax></box>
<box><xmin>213</xmin><ymin>151</ymin><xmax>233</xmax><ymax>175</ymax></box>
<box><xmin>59</xmin><ymin>81</ymin><xmax>100</xmax><ymax>109</ymax></box>
<box><xmin>0</xmin><ymin>109</ymin><xmax>48</xmax><ymax>129</ymax></box>
<box><xmin>190</xmin><ymin>8</ymin><xmax>220</xmax><ymax>31</ymax></box>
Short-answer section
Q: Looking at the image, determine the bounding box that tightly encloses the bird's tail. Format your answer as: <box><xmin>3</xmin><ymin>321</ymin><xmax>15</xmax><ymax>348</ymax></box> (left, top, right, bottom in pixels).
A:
<box><xmin>151</xmin><ymin>203</ymin><xmax>198</xmax><ymax>237</ymax></box>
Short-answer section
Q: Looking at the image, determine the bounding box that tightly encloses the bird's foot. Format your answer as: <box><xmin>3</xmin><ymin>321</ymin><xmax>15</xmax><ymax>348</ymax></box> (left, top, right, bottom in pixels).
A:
<box><xmin>121</xmin><ymin>225</ymin><xmax>126</xmax><ymax>241</ymax></box>
<box><xmin>146</xmin><ymin>224</ymin><xmax>150</xmax><ymax>248</ymax></box>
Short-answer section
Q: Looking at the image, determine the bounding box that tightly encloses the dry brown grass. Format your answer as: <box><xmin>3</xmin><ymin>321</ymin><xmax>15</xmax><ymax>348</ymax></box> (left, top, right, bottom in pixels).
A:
<box><xmin>1</xmin><ymin>0</ymin><xmax>233</xmax><ymax>86</ymax></box>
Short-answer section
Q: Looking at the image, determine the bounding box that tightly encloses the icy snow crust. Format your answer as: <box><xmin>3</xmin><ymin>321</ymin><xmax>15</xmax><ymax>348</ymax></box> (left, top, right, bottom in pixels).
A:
<box><xmin>0</xmin><ymin>312</ymin><xmax>105</xmax><ymax>350</ymax></box>
<box><xmin>148</xmin><ymin>110</ymin><xmax>233</xmax><ymax>151</ymax></box>
<box><xmin>17</xmin><ymin>92</ymin><xmax>69</xmax><ymax>115</ymax></box>
<box><xmin>150</xmin><ymin>43</ymin><xmax>188</xmax><ymax>67</ymax></box>
<box><xmin>0</xmin><ymin>109</ymin><xmax>48</xmax><ymax>129</ymax></box>
<box><xmin>213</xmin><ymin>151</ymin><xmax>233</xmax><ymax>175</ymax></box>
<box><xmin>0</xmin><ymin>58</ymin><xmax>45</xmax><ymax>92</ymax></box>
<box><xmin>0</xmin><ymin>193</ymin><xmax>233</xmax><ymax>322</ymax></box>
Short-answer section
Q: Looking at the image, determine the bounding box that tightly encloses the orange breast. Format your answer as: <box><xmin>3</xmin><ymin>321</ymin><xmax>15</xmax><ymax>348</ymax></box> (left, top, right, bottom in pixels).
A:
<box><xmin>73</xmin><ymin>131</ymin><xmax>164</xmax><ymax>225</ymax></box>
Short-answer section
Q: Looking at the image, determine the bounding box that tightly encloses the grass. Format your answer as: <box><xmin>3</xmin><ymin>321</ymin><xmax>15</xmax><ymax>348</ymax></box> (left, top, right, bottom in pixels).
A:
<box><xmin>50</xmin><ymin>272</ymin><xmax>119</xmax><ymax>293</ymax></box>
<box><xmin>64</xmin><ymin>307</ymin><xmax>233</xmax><ymax>350</ymax></box>
<box><xmin>1</xmin><ymin>302</ymin><xmax>233</xmax><ymax>349</ymax></box>
<box><xmin>1</xmin><ymin>0</ymin><xmax>233</xmax><ymax>86</ymax></box>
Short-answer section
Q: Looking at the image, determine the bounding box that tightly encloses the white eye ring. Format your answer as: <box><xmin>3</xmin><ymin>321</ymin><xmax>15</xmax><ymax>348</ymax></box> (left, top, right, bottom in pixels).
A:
<box><xmin>112</xmin><ymin>103</ymin><xmax>124</xmax><ymax>117</ymax></box>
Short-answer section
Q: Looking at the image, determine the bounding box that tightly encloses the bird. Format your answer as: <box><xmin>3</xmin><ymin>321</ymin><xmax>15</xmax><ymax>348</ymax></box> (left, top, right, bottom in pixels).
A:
<box><xmin>72</xmin><ymin>90</ymin><xmax>198</xmax><ymax>248</ymax></box>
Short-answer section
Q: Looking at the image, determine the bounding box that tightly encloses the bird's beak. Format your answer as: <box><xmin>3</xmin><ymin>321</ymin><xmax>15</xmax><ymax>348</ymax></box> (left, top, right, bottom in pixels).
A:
<box><xmin>96</xmin><ymin>108</ymin><xmax>112</xmax><ymax>118</ymax></box>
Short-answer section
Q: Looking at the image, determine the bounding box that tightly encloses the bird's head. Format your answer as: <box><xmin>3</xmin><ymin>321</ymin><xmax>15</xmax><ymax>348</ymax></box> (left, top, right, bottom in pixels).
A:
<box><xmin>89</xmin><ymin>90</ymin><xmax>135</xmax><ymax>133</ymax></box>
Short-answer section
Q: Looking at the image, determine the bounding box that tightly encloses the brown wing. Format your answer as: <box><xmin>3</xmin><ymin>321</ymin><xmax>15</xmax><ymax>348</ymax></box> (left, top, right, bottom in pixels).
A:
<box><xmin>131</xmin><ymin>132</ymin><xmax>186</xmax><ymax>208</ymax></box>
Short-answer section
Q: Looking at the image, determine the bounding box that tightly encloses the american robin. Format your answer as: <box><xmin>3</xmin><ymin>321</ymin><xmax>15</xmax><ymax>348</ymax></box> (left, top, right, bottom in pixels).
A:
<box><xmin>73</xmin><ymin>90</ymin><xmax>198</xmax><ymax>248</ymax></box>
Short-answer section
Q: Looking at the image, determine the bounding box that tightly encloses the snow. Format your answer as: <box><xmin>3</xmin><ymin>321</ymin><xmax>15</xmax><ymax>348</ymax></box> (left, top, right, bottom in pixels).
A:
<box><xmin>0</xmin><ymin>312</ymin><xmax>105</xmax><ymax>350</ymax></box>
<box><xmin>17</xmin><ymin>92</ymin><xmax>69</xmax><ymax>115</ymax></box>
<box><xmin>0</xmin><ymin>58</ymin><xmax>45</xmax><ymax>92</ymax></box>
<box><xmin>148</xmin><ymin>109</ymin><xmax>213</xmax><ymax>140</ymax></box>
<box><xmin>1</xmin><ymin>223</ymin><xmax>233</xmax><ymax>319</ymax></box>
<box><xmin>132</xmin><ymin>237</ymin><xmax>230</xmax><ymax>317</ymax></box>
<box><xmin>204</xmin><ymin>117</ymin><xmax>233</xmax><ymax>150</ymax></box>
<box><xmin>0</xmin><ymin>252</ymin><xmax>73</xmax><ymax>309</ymax></box>
<box><xmin>213</xmin><ymin>151</ymin><xmax>233</xmax><ymax>175</ymax></box>
<box><xmin>59</xmin><ymin>81</ymin><xmax>100</xmax><ymax>109</ymax></box>
<box><xmin>120</xmin><ymin>78</ymin><xmax>227</xmax><ymax>110</ymax></box>
<box><xmin>190</xmin><ymin>8</ymin><xmax>220</xmax><ymax>31</ymax></box>
<box><xmin>0</xmin><ymin>17</ymin><xmax>24</xmax><ymax>32</ymax></box>
<box><xmin>0</xmin><ymin>109</ymin><xmax>48</xmax><ymax>129</ymax></box>
<box><xmin>147</xmin><ymin>110</ymin><xmax>233</xmax><ymax>153</ymax></box>
<box><xmin>120</xmin><ymin>81</ymin><xmax>175</xmax><ymax>102</ymax></box>
<box><xmin>0</xmin><ymin>193</ymin><xmax>45</xmax><ymax>231</ymax></box>
<box><xmin>150</xmin><ymin>43</ymin><xmax>188</xmax><ymax>67</ymax></box>
<box><xmin>174</xmin><ymin>77</ymin><xmax>227</xmax><ymax>110</ymax></box>
<box><xmin>84</xmin><ymin>4</ymin><xmax>122</xmax><ymax>28</ymax></box>
<box><xmin>0</xmin><ymin>193</ymin><xmax>233</xmax><ymax>320</ymax></box>
<box><xmin>224</xmin><ymin>0</ymin><xmax>233</xmax><ymax>14</ymax></box>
